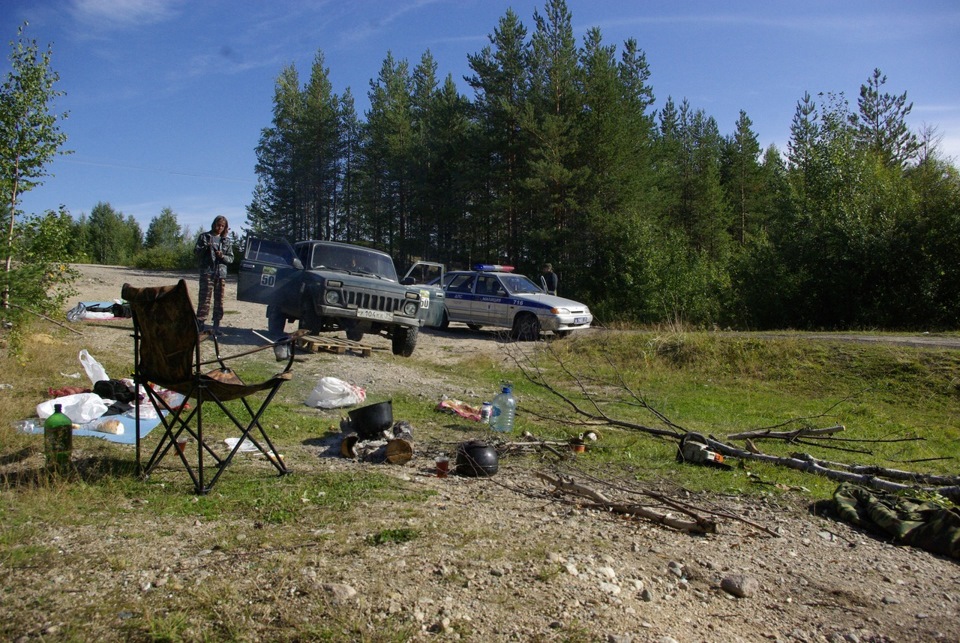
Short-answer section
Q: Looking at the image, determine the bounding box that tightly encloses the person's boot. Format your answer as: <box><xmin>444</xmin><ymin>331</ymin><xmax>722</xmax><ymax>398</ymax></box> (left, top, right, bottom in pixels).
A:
<box><xmin>212</xmin><ymin>321</ymin><xmax>222</xmax><ymax>337</ymax></box>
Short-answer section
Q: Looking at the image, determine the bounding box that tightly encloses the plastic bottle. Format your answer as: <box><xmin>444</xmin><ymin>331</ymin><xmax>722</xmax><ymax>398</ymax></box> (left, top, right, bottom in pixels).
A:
<box><xmin>44</xmin><ymin>403</ymin><xmax>73</xmax><ymax>471</ymax></box>
<box><xmin>489</xmin><ymin>386</ymin><xmax>516</xmax><ymax>433</ymax></box>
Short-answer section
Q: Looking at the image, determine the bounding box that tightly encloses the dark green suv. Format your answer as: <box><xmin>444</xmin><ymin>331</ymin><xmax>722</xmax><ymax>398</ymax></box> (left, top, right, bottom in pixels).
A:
<box><xmin>238</xmin><ymin>237</ymin><xmax>439</xmax><ymax>356</ymax></box>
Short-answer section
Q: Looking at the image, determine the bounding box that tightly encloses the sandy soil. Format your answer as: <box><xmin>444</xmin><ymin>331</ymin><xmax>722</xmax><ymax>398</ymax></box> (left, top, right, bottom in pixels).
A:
<box><xmin>8</xmin><ymin>264</ymin><xmax>958</xmax><ymax>642</ymax></box>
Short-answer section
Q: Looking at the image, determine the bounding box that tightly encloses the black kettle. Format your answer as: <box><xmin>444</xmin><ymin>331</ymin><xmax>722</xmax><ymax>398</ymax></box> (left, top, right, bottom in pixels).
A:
<box><xmin>455</xmin><ymin>440</ymin><xmax>499</xmax><ymax>477</ymax></box>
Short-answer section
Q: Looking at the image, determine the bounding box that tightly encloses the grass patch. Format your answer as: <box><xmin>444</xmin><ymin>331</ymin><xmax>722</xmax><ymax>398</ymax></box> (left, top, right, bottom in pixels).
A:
<box><xmin>366</xmin><ymin>527</ymin><xmax>419</xmax><ymax>546</ymax></box>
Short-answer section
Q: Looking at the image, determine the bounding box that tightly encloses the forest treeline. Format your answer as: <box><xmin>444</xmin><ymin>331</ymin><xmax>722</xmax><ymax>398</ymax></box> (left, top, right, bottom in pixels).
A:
<box><xmin>245</xmin><ymin>1</ymin><xmax>960</xmax><ymax>330</ymax></box>
<box><xmin>14</xmin><ymin>1</ymin><xmax>958</xmax><ymax>331</ymax></box>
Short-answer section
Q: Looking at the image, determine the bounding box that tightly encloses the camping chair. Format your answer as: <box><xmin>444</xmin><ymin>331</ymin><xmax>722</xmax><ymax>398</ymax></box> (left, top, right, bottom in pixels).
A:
<box><xmin>122</xmin><ymin>280</ymin><xmax>305</xmax><ymax>494</ymax></box>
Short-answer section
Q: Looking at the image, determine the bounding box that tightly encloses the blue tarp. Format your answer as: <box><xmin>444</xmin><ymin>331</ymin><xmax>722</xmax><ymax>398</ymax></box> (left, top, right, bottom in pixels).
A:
<box><xmin>18</xmin><ymin>413</ymin><xmax>161</xmax><ymax>445</ymax></box>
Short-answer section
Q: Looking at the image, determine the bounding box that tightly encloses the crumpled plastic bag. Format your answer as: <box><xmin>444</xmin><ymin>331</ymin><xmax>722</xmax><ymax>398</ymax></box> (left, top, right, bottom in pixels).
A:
<box><xmin>79</xmin><ymin>349</ymin><xmax>109</xmax><ymax>386</ymax></box>
<box><xmin>305</xmin><ymin>377</ymin><xmax>366</xmax><ymax>409</ymax></box>
<box><xmin>37</xmin><ymin>392</ymin><xmax>113</xmax><ymax>423</ymax></box>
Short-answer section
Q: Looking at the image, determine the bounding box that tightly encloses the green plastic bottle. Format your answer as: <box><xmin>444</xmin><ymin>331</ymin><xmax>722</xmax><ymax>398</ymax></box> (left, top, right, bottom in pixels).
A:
<box><xmin>44</xmin><ymin>403</ymin><xmax>73</xmax><ymax>471</ymax></box>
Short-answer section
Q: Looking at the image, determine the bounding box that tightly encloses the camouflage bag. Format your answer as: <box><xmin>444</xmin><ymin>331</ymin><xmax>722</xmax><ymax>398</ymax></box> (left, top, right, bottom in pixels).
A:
<box><xmin>832</xmin><ymin>482</ymin><xmax>960</xmax><ymax>559</ymax></box>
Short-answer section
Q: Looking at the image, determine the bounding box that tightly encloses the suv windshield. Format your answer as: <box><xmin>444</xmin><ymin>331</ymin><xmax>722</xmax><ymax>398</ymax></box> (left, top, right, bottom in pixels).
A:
<box><xmin>307</xmin><ymin>245</ymin><xmax>398</xmax><ymax>281</ymax></box>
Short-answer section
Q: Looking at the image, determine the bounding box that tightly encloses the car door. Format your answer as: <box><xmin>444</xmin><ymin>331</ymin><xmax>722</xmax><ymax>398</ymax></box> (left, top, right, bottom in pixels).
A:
<box><xmin>472</xmin><ymin>274</ymin><xmax>508</xmax><ymax>326</ymax></box>
<box><xmin>237</xmin><ymin>236</ymin><xmax>302</xmax><ymax>307</ymax></box>
<box><xmin>442</xmin><ymin>273</ymin><xmax>475</xmax><ymax>322</ymax></box>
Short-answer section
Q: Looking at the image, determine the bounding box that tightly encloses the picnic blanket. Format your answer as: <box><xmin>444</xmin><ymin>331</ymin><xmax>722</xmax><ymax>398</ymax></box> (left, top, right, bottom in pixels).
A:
<box><xmin>67</xmin><ymin>300</ymin><xmax>132</xmax><ymax>322</ymax></box>
<box><xmin>17</xmin><ymin>413</ymin><xmax>161</xmax><ymax>445</ymax></box>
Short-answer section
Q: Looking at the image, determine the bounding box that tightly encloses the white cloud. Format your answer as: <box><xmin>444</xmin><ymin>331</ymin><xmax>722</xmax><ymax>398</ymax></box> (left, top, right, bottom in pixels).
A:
<box><xmin>69</xmin><ymin>0</ymin><xmax>183</xmax><ymax>29</ymax></box>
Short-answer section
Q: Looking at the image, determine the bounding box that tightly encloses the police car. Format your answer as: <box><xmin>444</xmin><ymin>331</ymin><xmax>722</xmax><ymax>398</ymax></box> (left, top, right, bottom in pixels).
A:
<box><xmin>412</xmin><ymin>264</ymin><xmax>593</xmax><ymax>340</ymax></box>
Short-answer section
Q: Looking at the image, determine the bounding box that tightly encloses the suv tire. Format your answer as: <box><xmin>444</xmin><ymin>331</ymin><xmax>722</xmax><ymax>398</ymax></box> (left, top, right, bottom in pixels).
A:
<box><xmin>392</xmin><ymin>326</ymin><xmax>418</xmax><ymax>356</ymax></box>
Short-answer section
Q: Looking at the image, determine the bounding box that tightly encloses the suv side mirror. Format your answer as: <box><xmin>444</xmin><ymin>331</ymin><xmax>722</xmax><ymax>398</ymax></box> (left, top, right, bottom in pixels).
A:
<box><xmin>292</xmin><ymin>258</ymin><xmax>304</xmax><ymax>270</ymax></box>
<box><xmin>400</xmin><ymin>277</ymin><xmax>415</xmax><ymax>285</ymax></box>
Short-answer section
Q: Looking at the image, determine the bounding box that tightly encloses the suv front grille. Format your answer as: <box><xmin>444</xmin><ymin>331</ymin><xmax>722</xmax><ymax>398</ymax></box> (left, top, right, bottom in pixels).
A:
<box><xmin>346</xmin><ymin>290</ymin><xmax>403</xmax><ymax>312</ymax></box>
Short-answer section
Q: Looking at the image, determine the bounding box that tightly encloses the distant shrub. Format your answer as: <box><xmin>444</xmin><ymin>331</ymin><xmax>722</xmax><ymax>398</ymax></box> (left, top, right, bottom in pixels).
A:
<box><xmin>132</xmin><ymin>246</ymin><xmax>195</xmax><ymax>271</ymax></box>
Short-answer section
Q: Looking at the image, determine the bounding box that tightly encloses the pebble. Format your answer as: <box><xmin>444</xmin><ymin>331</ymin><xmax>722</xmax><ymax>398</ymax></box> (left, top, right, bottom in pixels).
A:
<box><xmin>599</xmin><ymin>582</ymin><xmax>621</xmax><ymax>596</ymax></box>
<box><xmin>322</xmin><ymin>583</ymin><xmax>357</xmax><ymax>603</ymax></box>
<box><xmin>720</xmin><ymin>574</ymin><xmax>759</xmax><ymax>598</ymax></box>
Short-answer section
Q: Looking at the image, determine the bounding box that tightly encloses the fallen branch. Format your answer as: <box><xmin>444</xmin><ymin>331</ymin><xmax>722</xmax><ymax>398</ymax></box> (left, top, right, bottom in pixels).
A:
<box><xmin>536</xmin><ymin>471</ymin><xmax>717</xmax><ymax>534</ymax></box>
<box><xmin>703</xmin><ymin>436</ymin><xmax>960</xmax><ymax>502</ymax></box>
<box><xmin>728</xmin><ymin>425</ymin><xmax>844</xmax><ymax>441</ymax></box>
<box><xmin>8</xmin><ymin>303</ymin><xmax>83</xmax><ymax>336</ymax></box>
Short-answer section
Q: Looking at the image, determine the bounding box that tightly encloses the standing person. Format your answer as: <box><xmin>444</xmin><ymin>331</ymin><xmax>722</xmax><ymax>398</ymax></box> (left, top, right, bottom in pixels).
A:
<box><xmin>540</xmin><ymin>263</ymin><xmax>558</xmax><ymax>295</ymax></box>
<box><xmin>194</xmin><ymin>215</ymin><xmax>233</xmax><ymax>335</ymax></box>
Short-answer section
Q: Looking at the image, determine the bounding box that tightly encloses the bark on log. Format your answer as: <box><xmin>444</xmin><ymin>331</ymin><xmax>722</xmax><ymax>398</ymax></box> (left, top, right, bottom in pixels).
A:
<box><xmin>703</xmin><ymin>436</ymin><xmax>960</xmax><ymax>502</ymax></box>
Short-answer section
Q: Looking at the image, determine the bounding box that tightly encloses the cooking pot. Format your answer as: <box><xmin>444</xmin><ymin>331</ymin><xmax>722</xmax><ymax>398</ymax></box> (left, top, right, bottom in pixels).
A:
<box><xmin>455</xmin><ymin>440</ymin><xmax>499</xmax><ymax>477</ymax></box>
<box><xmin>347</xmin><ymin>401</ymin><xmax>393</xmax><ymax>439</ymax></box>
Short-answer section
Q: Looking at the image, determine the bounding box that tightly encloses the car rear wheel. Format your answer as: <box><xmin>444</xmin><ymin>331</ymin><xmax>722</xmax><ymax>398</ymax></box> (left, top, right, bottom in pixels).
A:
<box><xmin>511</xmin><ymin>313</ymin><xmax>540</xmax><ymax>341</ymax></box>
<box><xmin>392</xmin><ymin>326</ymin><xmax>418</xmax><ymax>356</ymax></box>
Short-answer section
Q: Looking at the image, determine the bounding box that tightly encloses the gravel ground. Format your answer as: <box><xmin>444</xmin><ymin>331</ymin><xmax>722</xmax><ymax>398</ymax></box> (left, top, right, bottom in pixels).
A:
<box><xmin>5</xmin><ymin>265</ymin><xmax>958</xmax><ymax>642</ymax></box>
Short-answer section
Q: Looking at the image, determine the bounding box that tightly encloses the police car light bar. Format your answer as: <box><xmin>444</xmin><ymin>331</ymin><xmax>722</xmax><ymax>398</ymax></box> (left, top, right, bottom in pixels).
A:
<box><xmin>473</xmin><ymin>264</ymin><xmax>515</xmax><ymax>272</ymax></box>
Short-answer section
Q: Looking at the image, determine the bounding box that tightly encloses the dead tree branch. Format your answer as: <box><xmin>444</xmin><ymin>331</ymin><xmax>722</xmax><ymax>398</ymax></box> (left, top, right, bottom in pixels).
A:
<box><xmin>535</xmin><ymin>471</ymin><xmax>717</xmax><ymax>534</ymax></box>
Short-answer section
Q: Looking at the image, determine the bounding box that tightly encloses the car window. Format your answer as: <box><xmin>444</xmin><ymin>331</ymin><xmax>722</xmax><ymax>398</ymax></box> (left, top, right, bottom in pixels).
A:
<box><xmin>447</xmin><ymin>274</ymin><xmax>475</xmax><ymax>293</ymax></box>
<box><xmin>477</xmin><ymin>275</ymin><xmax>504</xmax><ymax>296</ymax></box>
<box><xmin>245</xmin><ymin>237</ymin><xmax>296</xmax><ymax>265</ymax></box>
<box><xmin>501</xmin><ymin>274</ymin><xmax>543</xmax><ymax>294</ymax></box>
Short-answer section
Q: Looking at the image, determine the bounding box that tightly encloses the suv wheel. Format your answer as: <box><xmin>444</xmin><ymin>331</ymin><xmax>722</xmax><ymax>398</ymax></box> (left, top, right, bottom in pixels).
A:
<box><xmin>267</xmin><ymin>307</ymin><xmax>287</xmax><ymax>336</ymax></box>
<box><xmin>392</xmin><ymin>326</ymin><xmax>418</xmax><ymax>356</ymax></box>
<box><xmin>511</xmin><ymin>313</ymin><xmax>540</xmax><ymax>341</ymax></box>
<box><xmin>299</xmin><ymin>302</ymin><xmax>322</xmax><ymax>334</ymax></box>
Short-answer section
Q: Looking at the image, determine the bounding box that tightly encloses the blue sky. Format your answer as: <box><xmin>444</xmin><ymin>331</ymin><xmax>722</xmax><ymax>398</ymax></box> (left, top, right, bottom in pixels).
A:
<box><xmin>6</xmin><ymin>0</ymin><xmax>959</xmax><ymax>237</ymax></box>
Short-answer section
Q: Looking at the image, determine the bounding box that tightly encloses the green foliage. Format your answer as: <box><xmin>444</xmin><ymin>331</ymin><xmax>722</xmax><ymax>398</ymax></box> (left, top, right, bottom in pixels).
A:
<box><xmin>132</xmin><ymin>244</ymin><xmax>195</xmax><ymax>270</ymax></box>
<box><xmin>84</xmin><ymin>201</ymin><xmax>142</xmax><ymax>265</ymax></box>
<box><xmin>4</xmin><ymin>209</ymin><xmax>79</xmax><ymax>333</ymax></box>
<box><xmin>144</xmin><ymin>206</ymin><xmax>183</xmax><ymax>249</ymax></box>
<box><xmin>242</xmin><ymin>2</ymin><xmax>959</xmax><ymax>332</ymax></box>
<box><xmin>1</xmin><ymin>23</ymin><xmax>71</xmax><ymax>316</ymax></box>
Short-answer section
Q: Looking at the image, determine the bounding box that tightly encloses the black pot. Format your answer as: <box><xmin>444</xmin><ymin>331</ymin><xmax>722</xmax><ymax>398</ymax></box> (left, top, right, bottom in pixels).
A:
<box><xmin>455</xmin><ymin>440</ymin><xmax>499</xmax><ymax>477</ymax></box>
<box><xmin>347</xmin><ymin>401</ymin><xmax>393</xmax><ymax>439</ymax></box>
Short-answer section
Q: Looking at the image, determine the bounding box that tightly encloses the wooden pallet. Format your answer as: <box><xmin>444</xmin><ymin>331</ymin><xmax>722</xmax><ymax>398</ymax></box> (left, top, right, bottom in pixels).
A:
<box><xmin>296</xmin><ymin>335</ymin><xmax>375</xmax><ymax>357</ymax></box>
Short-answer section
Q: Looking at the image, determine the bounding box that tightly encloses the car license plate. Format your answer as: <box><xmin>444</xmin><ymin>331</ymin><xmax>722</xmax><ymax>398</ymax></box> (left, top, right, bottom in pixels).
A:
<box><xmin>574</xmin><ymin>316</ymin><xmax>588</xmax><ymax>325</ymax></box>
<box><xmin>357</xmin><ymin>308</ymin><xmax>392</xmax><ymax>322</ymax></box>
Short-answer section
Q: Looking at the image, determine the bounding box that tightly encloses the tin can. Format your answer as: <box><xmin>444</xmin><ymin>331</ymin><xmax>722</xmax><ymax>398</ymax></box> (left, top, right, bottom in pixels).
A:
<box><xmin>480</xmin><ymin>402</ymin><xmax>492</xmax><ymax>422</ymax></box>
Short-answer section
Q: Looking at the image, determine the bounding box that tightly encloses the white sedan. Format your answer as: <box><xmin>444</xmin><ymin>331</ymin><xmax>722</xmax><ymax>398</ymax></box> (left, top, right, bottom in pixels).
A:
<box><xmin>428</xmin><ymin>266</ymin><xmax>593</xmax><ymax>340</ymax></box>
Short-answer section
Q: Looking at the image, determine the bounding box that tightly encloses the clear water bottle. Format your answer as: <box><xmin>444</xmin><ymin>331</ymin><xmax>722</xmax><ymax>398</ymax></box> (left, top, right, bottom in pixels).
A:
<box><xmin>489</xmin><ymin>386</ymin><xmax>516</xmax><ymax>433</ymax></box>
<box><xmin>44</xmin><ymin>403</ymin><xmax>73</xmax><ymax>471</ymax></box>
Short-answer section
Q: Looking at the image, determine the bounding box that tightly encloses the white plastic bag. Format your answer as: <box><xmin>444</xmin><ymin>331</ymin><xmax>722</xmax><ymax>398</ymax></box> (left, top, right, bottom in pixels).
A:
<box><xmin>37</xmin><ymin>392</ymin><xmax>111</xmax><ymax>423</ymax></box>
<box><xmin>305</xmin><ymin>377</ymin><xmax>366</xmax><ymax>409</ymax></box>
<box><xmin>79</xmin><ymin>349</ymin><xmax>109</xmax><ymax>385</ymax></box>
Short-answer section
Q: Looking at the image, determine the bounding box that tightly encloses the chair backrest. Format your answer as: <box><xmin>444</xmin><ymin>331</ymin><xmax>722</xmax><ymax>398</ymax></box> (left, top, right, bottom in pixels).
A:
<box><xmin>121</xmin><ymin>280</ymin><xmax>200</xmax><ymax>386</ymax></box>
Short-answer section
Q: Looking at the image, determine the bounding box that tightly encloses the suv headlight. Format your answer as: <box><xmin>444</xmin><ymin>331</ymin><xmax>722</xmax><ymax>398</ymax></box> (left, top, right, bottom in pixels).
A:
<box><xmin>324</xmin><ymin>290</ymin><xmax>341</xmax><ymax>305</ymax></box>
<box><xmin>402</xmin><ymin>301</ymin><xmax>419</xmax><ymax>316</ymax></box>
